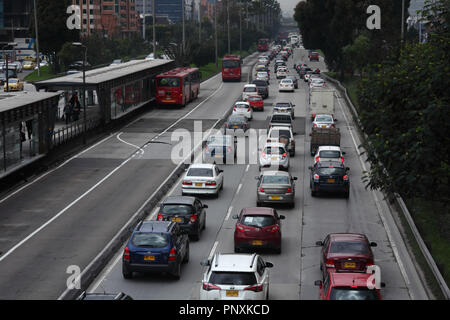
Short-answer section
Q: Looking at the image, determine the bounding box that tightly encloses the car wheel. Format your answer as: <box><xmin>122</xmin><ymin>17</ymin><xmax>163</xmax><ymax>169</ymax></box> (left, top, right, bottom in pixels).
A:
<box><xmin>183</xmin><ymin>243</ymin><xmax>190</xmax><ymax>263</ymax></box>
<box><xmin>290</xmin><ymin>150</ymin><xmax>295</xmax><ymax>157</ymax></box>
<box><xmin>122</xmin><ymin>266</ymin><xmax>133</xmax><ymax>279</ymax></box>
<box><xmin>172</xmin><ymin>262</ymin><xmax>181</xmax><ymax>279</ymax></box>
<box><xmin>202</xmin><ymin>215</ymin><xmax>206</xmax><ymax>230</ymax></box>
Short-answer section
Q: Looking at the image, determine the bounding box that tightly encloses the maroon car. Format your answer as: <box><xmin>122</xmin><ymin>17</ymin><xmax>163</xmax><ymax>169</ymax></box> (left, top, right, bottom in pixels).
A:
<box><xmin>316</xmin><ymin>233</ymin><xmax>377</xmax><ymax>276</ymax></box>
<box><xmin>233</xmin><ymin>207</ymin><xmax>285</xmax><ymax>254</ymax></box>
<box><xmin>309</xmin><ymin>51</ymin><xmax>319</xmax><ymax>61</ymax></box>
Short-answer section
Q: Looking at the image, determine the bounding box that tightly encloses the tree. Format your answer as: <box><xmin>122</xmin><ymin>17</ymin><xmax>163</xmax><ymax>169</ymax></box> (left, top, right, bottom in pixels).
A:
<box><xmin>342</xmin><ymin>34</ymin><xmax>371</xmax><ymax>78</ymax></box>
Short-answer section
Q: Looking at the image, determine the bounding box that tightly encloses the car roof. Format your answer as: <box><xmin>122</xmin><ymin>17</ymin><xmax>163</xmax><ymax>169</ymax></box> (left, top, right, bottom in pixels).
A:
<box><xmin>260</xmin><ymin>170</ymin><xmax>290</xmax><ymax>177</ymax></box>
<box><xmin>264</xmin><ymin>142</ymin><xmax>286</xmax><ymax>148</ymax></box>
<box><xmin>328</xmin><ymin>233</ymin><xmax>368</xmax><ymax>242</ymax></box>
<box><xmin>318</xmin><ymin>146</ymin><xmax>341</xmax><ymax>151</ymax></box>
<box><xmin>162</xmin><ymin>196</ymin><xmax>196</xmax><ymax>205</ymax></box>
<box><xmin>138</xmin><ymin>221</ymin><xmax>173</xmax><ymax>233</ymax></box>
<box><xmin>188</xmin><ymin>163</ymin><xmax>215</xmax><ymax>169</ymax></box>
<box><xmin>244</xmin><ymin>84</ymin><xmax>256</xmax><ymax>88</ymax></box>
<box><xmin>316</xmin><ymin>161</ymin><xmax>345</xmax><ymax>168</ymax></box>
<box><xmin>211</xmin><ymin>253</ymin><xmax>259</xmax><ymax>272</ymax></box>
<box><xmin>329</xmin><ymin>270</ymin><xmax>373</xmax><ymax>287</ymax></box>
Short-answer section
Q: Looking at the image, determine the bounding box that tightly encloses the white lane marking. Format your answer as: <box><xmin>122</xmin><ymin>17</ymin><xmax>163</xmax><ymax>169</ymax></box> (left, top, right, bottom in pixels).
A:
<box><xmin>225</xmin><ymin>206</ymin><xmax>233</xmax><ymax>221</ymax></box>
<box><xmin>0</xmin><ymin>133</ymin><xmax>115</xmax><ymax>205</ymax></box>
<box><xmin>2</xmin><ymin>82</ymin><xmax>226</xmax><ymax>265</ymax></box>
<box><xmin>335</xmin><ymin>94</ymin><xmax>413</xmax><ymax>298</ymax></box>
<box><xmin>116</xmin><ymin>132</ymin><xmax>144</xmax><ymax>155</ymax></box>
<box><xmin>245</xmin><ymin>164</ymin><xmax>250</xmax><ymax>172</ymax></box>
<box><xmin>208</xmin><ymin>241</ymin><xmax>219</xmax><ymax>260</ymax></box>
<box><xmin>236</xmin><ymin>183</ymin><xmax>242</xmax><ymax>195</ymax></box>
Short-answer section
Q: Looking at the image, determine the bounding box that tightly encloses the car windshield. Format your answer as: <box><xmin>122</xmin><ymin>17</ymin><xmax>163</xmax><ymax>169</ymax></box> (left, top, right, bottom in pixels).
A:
<box><xmin>264</xmin><ymin>147</ymin><xmax>286</xmax><ymax>155</ymax></box>
<box><xmin>187</xmin><ymin>168</ymin><xmax>213</xmax><ymax>177</ymax></box>
<box><xmin>235</xmin><ymin>104</ymin><xmax>248</xmax><ymax>109</ymax></box>
<box><xmin>157</xmin><ymin>77</ymin><xmax>180</xmax><ymax>87</ymax></box>
<box><xmin>319</xmin><ymin>150</ymin><xmax>341</xmax><ymax>158</ymax></box>
<box><xmin>161</xmin><ymin>204</ymin><xmax>194</xmax><ymax>216</ymax></box>
<box><xmin>244</xmin><ymin>87</ymin><xmax>257</xmax><ymax>92</ymax></box>
<box><xmin>132</xmin><ymin>233</ymin><xmax>169</xmax><ymax>248</ymax></box>
<box><xmin>275</xmin><ymin>103</ymin><xmax>291</xmax><ymax>108</ymax></box>
<box><xmin>317</xmin><ymin>167</ymin><xmax>346</xmax><ymax>176</ymax></box>
<box><xmin>242</xmin><ymin>215</ymin><xmax>276</xmax><ymax>227</ymax></box>
<box><xmin>329</xmin><ymin>287</ymin><xmax>378</xmax><ymax>300</ymax></box>
<box><xmin>330</xmin><ymin>241</ymin><xmax>369</xmax><ymax>254</ymax></box>
<box><xmin>262</xmin><ymin>175</ymin><xmax>290</xmax><ymax>184</ymax></box>
<box><xmin>270</xmin><ymin>130</ymin><xmax>292</xmax><ymax>139</ymax></box>
<box><xmin>222</xmin><ymin>60</ymin><xmax>239</xmax><ymax>68</ymax></box>
<box><xmin>315</xmin><ymin>115</ymin><xmax>333</xmax><ymax>122</ymax></box>
<box><xmin>209</xmin><ymin>272</ymin><xmax>257</xmax><ymax>285</ymax></box>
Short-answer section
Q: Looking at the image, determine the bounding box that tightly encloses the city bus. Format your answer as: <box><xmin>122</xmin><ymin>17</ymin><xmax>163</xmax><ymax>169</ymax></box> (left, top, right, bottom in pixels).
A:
<box><xmin>257</xmin><ymin>38</ymin><xmax>269</xmax><ymax>52</ymax></box>
<box><xmin>155</xmin><ymin>67</ymin><xmax>201</xmax><ymax>107</ymax></box>
<box><xmin>222</xmin><ymin>54</ymin><xmax>242</xmax><ymax>82</ymax></box>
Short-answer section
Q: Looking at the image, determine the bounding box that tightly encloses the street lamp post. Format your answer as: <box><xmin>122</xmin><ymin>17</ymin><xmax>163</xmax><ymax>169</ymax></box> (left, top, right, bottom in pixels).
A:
<box><xmin>214</xmin><ymin>0</ymin><xmax>218</xmax><ymax>68</ymax></box>
<box><xmin>153</xmin><ymin>0</ymin><xmax>156</xmax><ymax>57</ymax></box>
<box><xmin>227</xmin><ymin>0</ymin><xmax>230</xmax><ymax>54</ymax></box>
<box><xmin>2</xmin><ymin>42</ymin><xmax>17</xmax><ymax>93</ymax></box>
<box><xmin>182</xmin><ymin>0</ymin><xmax>185</xmax><ymax>54</ymax></box>
<box><xmin>33</xmin><ymin>0</ymin><xmax>40</xmax><ymax>77</ymax></box>
<box><xmin>71</xmin><ymin>42</ymin><xmax>87</xmax><ymax>145</ymax></box>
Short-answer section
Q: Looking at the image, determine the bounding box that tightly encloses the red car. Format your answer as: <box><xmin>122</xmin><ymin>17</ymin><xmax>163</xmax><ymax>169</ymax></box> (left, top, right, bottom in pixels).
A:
<box><xmin>233</xmin><ymin>207</ymin><xmax>285</xmax><ymax>254</ymax></box>
<box><xmin>315</xmin><ymin>269</ymin><xmax>384</xmax><ymax>300</ymax></box>
<box><xmin>246</xmin><ymin>95</ymin><xmax>264</xmax><ymax>111</ymax></box>
<box><xmin>309</xmin><ymin>51</ymin><xmax>319</xmax><ymax>61</ymax></box>
<box><xmin>316</xmin><ymin>233</ymin><xmax>377</xmax><ymax>276</ymax></box>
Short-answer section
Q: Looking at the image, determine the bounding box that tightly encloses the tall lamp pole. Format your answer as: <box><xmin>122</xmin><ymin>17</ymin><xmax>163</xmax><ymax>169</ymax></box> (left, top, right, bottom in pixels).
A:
<box><xmin>214</xmin><ymin>0</ymin><xmax>218</xmax><ymax>68</ymax></box>
<box><xmin>227</xmin><ymin>0</ymin><xmax>230</xmax><ymax>54</ymax></box>
<box><xmin>143</xmin><ymin>0</ymin><xmax>146</xmax><ymax>40</ymax></box>
<box><xmin>72</xmin><ymin>42</ymin><xmax>87</xmax><ymax>145</ymax></box>
<box><xmin>33</xmin><ymin>0</ymin><xmax>40</xmax><ymax>77</ymax></box>
<box><xmin>182</xmin><ymin>0</ymin><xmax>185</xmax><ymax>53</ymax></box>
<box><xmin>153</xmin><ymin>0</ymin><xmax>156</xmax><ymax>57</ymax></box>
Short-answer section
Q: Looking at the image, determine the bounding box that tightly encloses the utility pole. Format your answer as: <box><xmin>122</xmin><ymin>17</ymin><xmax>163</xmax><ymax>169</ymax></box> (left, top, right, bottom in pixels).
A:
<box><xmin>153</xmin><ymin>0</ymin><xmax>156</xmax><ymax>57</ymax></box>
<box><xmin>401</xmin><ymin>0</ymin><xmax>405</xmax><ymax>43</ymax></box>
<box><xmin>182</xmin><ymin>0</ymin><xmax>185</xmax><ymax>53</ymax></box>
<box><xmin>33</xmin><ymin>0</ymin><xmax>40</xmax><ymax>77</ymax></box>
<box><xmin>227</xmin><ymin>0</ymin><xmax>230</xmax><ymax>54</ymax></box>
<box><xmin>214</xmin><ymin>0</ymin><xmax>218</xmax><ymax>68</ymax></box>
<box><xmin>239</xmin><ymin>1</ymin><xmax>242</xmax><ymax>56</ymax></box>
<box><xmin>143</xmin><ymin>0</ymin><xmax>146</xmax><ymax>40</ymax></box>
<box><xmin>199</xmin><ymin>1</ymin><xmax>201</xmax><ymax>43</ymax></box>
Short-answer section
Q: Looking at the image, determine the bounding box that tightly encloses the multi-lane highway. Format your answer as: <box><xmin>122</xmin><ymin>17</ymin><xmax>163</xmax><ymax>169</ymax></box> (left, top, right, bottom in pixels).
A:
<box><xmin>0</xmin><ymin>46</ymin><xmax>430</xmax><ymax>300</ymax></box>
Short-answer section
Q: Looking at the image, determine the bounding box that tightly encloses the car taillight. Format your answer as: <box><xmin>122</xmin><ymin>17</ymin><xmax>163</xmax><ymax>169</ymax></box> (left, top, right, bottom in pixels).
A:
<box><xmin>244</xmin><ymin>284</ymin><xmax>263</xmax><ymax>292</ymax></box>
<box><xmin>233</xmin><ymin>107</ymin><xmax>237</xmax><ymax>111</ymax></box>
<box><xmin>341</xmin><ymin>156</ymin><xmax>344</xmax><ymax>163</ymax></box>
<box><xmin>286</xmin><ymin>188</ymin><xmax>292</xmax><ymax>193</ymax></box>
<box><xmin>313</xmin><ymin>123</ymin><xmax>317</xmax><ymax>127</ymax></box>
<box><xmin>123</xmin><ymin>247</ymin><xmax>130</xmax><ymax>261</ymax></box>
<box><xmin>315</xmin><ymin>156</ymin><xmax>319</xmax><ymax>162</ymax></box>
<box><xmin>325</xmin><ymin>259</ymin><xmax>335</xmax><ymax>268</ymax></box>
<box><xmin>203</xmin><ymin>282</ymin><xmax>220</xmax><ymax>291</ymax></box>
<box><xmin>206</xmin><ymin>181</ymin><xmax>217</xmax><ymax>186</ymax></box>
<box><xmin>282</xmin><ymin>152</ymin><xmax>287</xmax><ymax>159</ymax></box>
<box><xmin>236</xmin><ymin>224</ymin><xmax>245</xmax><ymax>232</ymax></box>
<box><xmin>169</xmin><ymin>248</ymin><xmax>177</xmax><ymax>261</ymax></box>
<box><xmin>157</xmin><ymin>213</ymin><xmax>163</xmax><ymax>221</ymax></box>
<box><xmin>182</xmin><ymin>180</ymin><xmax>192</xmax><ymax>186</ymax></box>
<box><xmin>248</xmin><ymin>107</ymin><xmax>251</xmax><ymax>112</ymax></box>
<box><xmin>259</xmin><ymin>187</ymin><xmax>265</xmax><ymax>193</ymax></box>
<box><xmin>268</xmin><ymin>225</ymin><xmax>280</xmax><ymax>233</ymax></box>
<box><xmin>190</xmin><ymin>214</ymin><xmax>197</xmax><ymax>223</ymax></box>
<box><xmin>314</xmin><ymin>174</ymin><xmax>319</xmax><ymax>181</ymax></box>
<box><xmin>343</xmin><ymin>175</ymin><xmax>349</xmax><ymax>181</ymax></box>
<box><xmin>227</xmin><ymin>146</ymin><xmax>232</xmax><ymax>152</ymax></box>
<box><xmin>205</xmin><ymin>145</ymin><xmax>209</xmax><ymax>151</ymax></box>
<box><xmin>312</xmin><ymin>114</ymin><xmax>316</xmax><ymax>118</ymax></box>
<box><xmin>331</xmin><ymin>124</ymin><xmax>335</xmax><ymax>128</ymax></box>
<box><xmin>262</xmin><ymin>152</ymin><xmax>266</xmax><ymax>158</ymax></box>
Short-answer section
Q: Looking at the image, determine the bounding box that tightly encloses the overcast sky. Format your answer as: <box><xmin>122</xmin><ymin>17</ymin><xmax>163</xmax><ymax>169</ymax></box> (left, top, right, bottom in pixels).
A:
<box><xmin>279</xmin><ymin>0</ymin><xmax>303</xmax><ymax>18</ymax></box>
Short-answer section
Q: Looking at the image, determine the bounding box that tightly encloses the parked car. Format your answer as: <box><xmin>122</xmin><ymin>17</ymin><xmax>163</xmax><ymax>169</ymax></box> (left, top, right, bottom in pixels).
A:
<box><xmin>157</xmin><ymin>196</ymin><xmax>207</xmax><ymax>240</ymax></box>
<box><xmin>314</xmin><ymin>269</ymin><xmax>384</xmax><ymax>300</ymax></box>
<box><xmin>246</xmin><ymin>95</ymin><xmax>264</xmax><ymax>111</ymax></box>
<box><xmin>204</xmin><ymin>134</ymin><xmax>236</xmax><ymax>163</ymax></box>
<box><xmin>255</xmin><ymin>171</ymin><xmax>297</xmax><ymax>208</ymax></box>
<box><xmin>182</xmin><ymin>163</ymin><xmax>224</xmax><ymax>197</ymax></box>
<box><xmin>313</xmin><ymin>114</ymin><xmax>335</xmax><ymax>129</ymax></box>
<box><xmin>309</xmin><ymin>160</ymin><xmax>350</xmax><ymax>198</ymax></box>
<box><xmin>122</xmin><ymin>221</ymin><xmax>189</xmax><ymax>279</ymax></box>
<box><xmin>200</xmin><ymin>253</ymin><xmax>273</xmax><ymax>300</ymax></box>
<box><xmin>233</xmin><ymin>207</ymin><xmax>285</xmax><ymax>253</ymax></box>
<box><xmin>232</xmin><ymin>101</ymin><xmax>253</xmax><ymax>120</ymax></box>
<box><xmin>314</xmin><ymin>146</ymin><xmax>345</xmax><ymax>164</ymax></box>
<box><xmin>316</xmin><ymin>233</ymin><xmax>377</xmax><ymax>275</ymax></box>
<box><xmin>278</xmin><ymin>78</ymin><xmax>295</xmax><ymax>92</ymax></box>
<box><xmin>259</xmin><ymin>142</ymin><xmax>289</xmax><ymax>171</ymax></box>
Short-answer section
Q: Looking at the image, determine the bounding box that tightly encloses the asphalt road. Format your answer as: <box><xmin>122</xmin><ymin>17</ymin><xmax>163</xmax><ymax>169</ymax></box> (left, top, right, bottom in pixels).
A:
<box><xmin>85</xmin><ymin>48</ymin><xmax>430</xmax><ymax>300</ymax></box>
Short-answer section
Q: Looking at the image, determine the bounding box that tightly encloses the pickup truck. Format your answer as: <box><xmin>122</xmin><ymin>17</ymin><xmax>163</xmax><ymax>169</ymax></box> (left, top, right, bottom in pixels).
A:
<box><xmin>269</xmin><ymin>112</ymin><xmax>295</xmax><ymax>133</ymax></box>
<box><xmin>309</xmin><ymin>127</ymin><xmax>340</xmax><ymax>156</ymax></box>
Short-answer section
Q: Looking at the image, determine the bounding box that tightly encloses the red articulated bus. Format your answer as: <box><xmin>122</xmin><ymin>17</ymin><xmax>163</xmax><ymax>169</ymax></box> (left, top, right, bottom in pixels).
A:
<box><xmin>222</xmin><ymin>54</ymin><xmax>242</xmax><ymax>82</ymax></box>
<box><xmin>155</xmin><ymin>67</ymin><xmax>201</xmax><ymax>107</ymax></box>
<box><xmin>257</xmin><ymin>38</ymin><xmax>269</xmax><ymax>52</ymax></box>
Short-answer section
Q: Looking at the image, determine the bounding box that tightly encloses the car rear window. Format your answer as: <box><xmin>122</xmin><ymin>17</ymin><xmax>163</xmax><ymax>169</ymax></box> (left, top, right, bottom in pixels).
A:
<box><xmin>319</xmin><ymin>151</ymin><xmax>341</xmax><ymax>158</ymax></box>
<box><xmin>228</xmin><ymin>116</ymin><xmax>246</xmax><ymax>123</ymax></box>
<box><xmin>242</xmin><ymin>215</ymin><xmax>276</xmax><ymax>227</ymax></box>
<box><xmin>262</xmin><ymin>176</ymin><xmax>290</xmax><ymax>184</ymax></box>
<box><xmin>330</xmin><ymin>241</ymin><xmax>369</xmax><ymax>254</ymax></box>
<box><xmin>161</xmin><ymin>204</ymin><xmax>194</xmax><ymax>216</ymax></box>
<box><xmin>315</xmin><ymin>115</ymin><xmax>333</xmax><ymax>122</ymax></box>
<box><xmin>209</xmin><ymin>272</ymin><xmax>257</xmax><ymax>285</ymax></box>
<box><xmin>132</xmin><ymin>233</ymin><xmax>169</xmax><ymax>248</ymax></box>
<box><xmin>264</xmin><ymin>147</ymin><xmax>286</xmax><ymax>155</ymax></box>
<box><xmin>270</xmin><ymin>130</ymin><xmax>292</xmax><ymax>139</ymax></box>
<box><xmin>271</xmin><ymin>115</ymin><xmax>291</xmax><ymax>122</ymax></box>
<box><xmin>248</xmin><ymin>96</ymin><xmax>262</xmax><ymax>101</ymax></box>
<box><xmin>275</xmin><ymin>103</ymin><xmax>291</xmax><ymax>108</ymax></box>
<box><xmin>317</xmin><ymin>167</ymin><xmax>346</xmax><ymax>176</ymax></box>
<box><xmin>187</xmin><ymin>168</ymin><xmax>213</xmax><ymax>177</ymax></box>
<box><xmin>329</xmin><ymin>287</ymin><xmax>378</xmax><ymax>300</ymax></box>
<box><xmin>244</xmin><ymin>87</ymin><xmax>257</xmax><ymax>92</ymax></box>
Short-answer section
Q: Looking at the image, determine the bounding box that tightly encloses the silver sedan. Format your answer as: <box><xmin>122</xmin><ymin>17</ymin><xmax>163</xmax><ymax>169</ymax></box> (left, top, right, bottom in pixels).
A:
<box><xmin>256</xmin><ymin>171</ymin><xmax>297</xmax><ymax>207</ymax></box>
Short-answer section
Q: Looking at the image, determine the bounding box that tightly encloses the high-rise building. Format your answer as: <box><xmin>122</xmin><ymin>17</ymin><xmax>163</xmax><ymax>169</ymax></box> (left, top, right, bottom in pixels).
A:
<box><xmin>136</xmin><ymin>0</ymin><xmax>193</xmax><ymax>24</ymax></box>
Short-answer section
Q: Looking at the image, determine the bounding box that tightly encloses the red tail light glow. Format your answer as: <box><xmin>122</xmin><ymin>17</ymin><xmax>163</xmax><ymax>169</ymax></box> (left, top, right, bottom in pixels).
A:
<box><xmin>206</xmin><ymin>181</ymin><xmax>217</xmax><ymax>186</ymax></box>
<box><xmin>343</xmin><ymin>175</ymin><xmax>349</xmax><ymax>181</ymax></box>
<box><xmin>202</xmin><ymin>282</ymin><xmax>220</xmax><ymax>291</ymax></box>
<box><xmin>123</xmin><ymin>247</ymin><xmax>130</xmax><ymax>261</ymax></box>
<box><xmin>314</xmin><ymin>174</ymin><xmax>320</xmax><ymax>181</ymax></box>
<box><xmin>286</xmin><ymin>188</ymin><xmax>292</xmax><ymax>193</ymax></box>
<box><xmin>268</xmin><ymin>225</ymin><xmax>280</xmax><ymax>233</ymax></box>
<box><xmin>157</xmin><ymin>213</ymin><xmax>163</xmax><ymax>221</ymax></box>
<box><xmin>259</xmin><ymin>187</ymin><xmax>265</xmax><ymax>192</ymax></box>
<box><xmin>315</xmin><ymin>156</ymin><xmax>319</xmax><ymax>162</ymax></box>
<box><xmin>244</xmin><ymin>284</ymin><xmax>263</xmax><ymax>292</ymax></box>
<box><xmin>190</xmin><ymin>214</ymin><xmax>197</xmax><ymax>223</ymax></box>
<box><xmin>169</xmin><ymin>248</ymin><xmax>177</xmax><ymax>261</ymax></box>
<box><xmin>182</xmin><ymin>180</ymin><xmax>192</xmax><ymax>186</ymax></box>
<box><xmin>325</xmin><ymin>259</ymin><xmax>335</xmax><ymax>268</ymax></box>
<box><xmin>341</xmin><ymin>157</ymin><xmax>344</xmax><ymax>163</ymax></box>
<box><xmin>313</xmin><ymin>123</ymin><xmax>317</xmax><ymax>127</ymax></box>
<box><xmin>236</xmin><ymin>224</ymin><xmax>245</xmax><ymax>232</ymax></box>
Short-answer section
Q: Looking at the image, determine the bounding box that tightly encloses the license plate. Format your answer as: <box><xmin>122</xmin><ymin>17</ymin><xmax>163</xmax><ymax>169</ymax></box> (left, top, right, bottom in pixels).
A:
<box><xmin>344</xmin><ymin>262</ymin><xmax>356</xmax><ymax>268</ymax></box>
<box><xmin>280</xmin><ymin>109</ymin><xmax>285</xmax><ymax>112</ymax></box>
<box><xmin>215</xmin><ymin>155</ymin><xmax>222</xmax><ymax>158</ymax></box>
<box><xmin>195</xmin><ymin>183</ymin><xmax>203</xmax><ymax>187</ymax></box>
<box><xmin>252</xmin><ymin>240</ymin><xmax>263</xmax><ymax>246</ymax></box>
<box><xmin>172</xmin><ymin>217</ymin><xmax>182</xmax><ymax>223</ymax></box>
<box><xmin>233</xmin><ymin>126</ymin><xmax>238</xmax><ymax>129</ymax></box>
<box><xmin>271</xmin><ymin>157</ymin><xmax>278</xmax><ymax>161</ymax></box>
<box><xmin>144</xmin><ymin>255</ymin><xmax>155</xmax><ymax>261</ymax></box>
<box><xmin>322</xmin><ymin>125</ymin><xmax>327</xmax><ymax>128</ymax></box>
<box><xmin>327</xmin><ymin>178</ymin><xmax>335</xmax><ymax>183</ymax></box>
<box><xmin>226</xmin><ymin>290</ymin><xmax>239</xmax><ymax>297</ymax></box>
<box><xmin>270</xmin><ymin>196</ymin><xmax>281</xmax><ymax>200</ymax></box>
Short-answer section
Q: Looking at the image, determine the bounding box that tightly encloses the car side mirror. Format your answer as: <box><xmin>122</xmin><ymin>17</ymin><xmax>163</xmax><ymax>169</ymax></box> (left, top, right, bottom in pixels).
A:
<box><xmin>219</xmin><ymin>170</ymin><xmax>223</xmax><ymax>173</ymax></box>
<box><xmin>292</xmin><ymin>177</ymin><xmax>298</xmax><ymax>180</ymax></box>
<box><xmin>342</xmin><ymin>151</ymin><xmax>346</xmax><ymax>155</ymax></box>
<box><xmin>370</xmin><ymin>242</ymin><xmax>377</xmax><ymax>247</ymax></box>
<box><xmin>203</xmin><ymin>204</ymin><xmax>209</xmax><ymax>208</ymax></box>
<box><xmin>232</xmin><ymin>215</ymin><xmax>239</xmax><ymax>219</ymax></box>
<box><xmin>334</xmin><ymin>119</ymin><xmax>338</xmax><ymax>122</ymax></box>
<box><xmin>316</xmin><ymin>241</ymin><xmax>323</xmax><ymax>246</ymax></box>
<box><xmin>200</xmin><ymin>259</ymin><xmax>211</xmax><ymax>266</ymax></box>
<box><xmin>314</xmin><ymin>280</ymin><xmax>322</xmax><ymax>286</ymax></box>
<box><xmin>279</xmin><ymin>215</ymin><xmax>286</xmax><ymax>220</ymax></box>
<box><xmin>265</xmin><ymin>262</ymin><xmax>274</xmax><ymax>268</ymax></box>
<box><xmin>381</xmin><ymin>282</ymin><xmax>386</xmax><ymax>288</ymax></box>
<box><xmin>255</xmin><ymin>176</ymin><xmax>260</xmax><ymax>180</ymax></box>
<box><xmin>346</xmin><ymin>167</ymin><xmax>350</xmax><ymax>171</ymax></box>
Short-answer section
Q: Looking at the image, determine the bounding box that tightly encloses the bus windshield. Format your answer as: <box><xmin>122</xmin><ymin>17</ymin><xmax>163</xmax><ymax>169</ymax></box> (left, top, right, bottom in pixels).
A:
<box><xmin>157</xmin><ymin>77</ymin><xmax>180</xmax><ymax>87</ymax></box>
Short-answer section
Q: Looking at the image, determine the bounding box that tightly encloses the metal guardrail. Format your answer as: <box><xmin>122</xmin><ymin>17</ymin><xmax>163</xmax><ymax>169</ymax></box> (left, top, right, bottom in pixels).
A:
<box><xmin>52</xmin><ymin>116</ymin><xmax>101</xmax><ymax>148</ymax></box>
<box><xmin>322</xmin><ymin>72</ymin><xmax>450</xmax><ymax>300</ymax></box>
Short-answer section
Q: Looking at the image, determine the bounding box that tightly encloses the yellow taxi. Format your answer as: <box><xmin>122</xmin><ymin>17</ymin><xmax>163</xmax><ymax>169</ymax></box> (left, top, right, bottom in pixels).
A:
<box><xmin>4</xmin><ymin>78</ymin><xmax>24</xmax><ymax>91</ymax></box>
<box><xmin>22</xmin><ymin>61</ymin><xmax>35</xmax><ymax>70</ymax></box>
<box><xmin>24</xmin><ymin>55</ymin><xmax>37</xmax><ymax>62</ymax></box>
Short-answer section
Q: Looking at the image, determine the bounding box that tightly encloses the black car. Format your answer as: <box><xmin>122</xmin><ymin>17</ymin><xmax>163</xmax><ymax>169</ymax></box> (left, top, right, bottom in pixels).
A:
<box><xmin>285</xmin><ymin>75</ymin><xmax>299</xmax><ymax>89</ymax></box>
<box><xmin>158</xmin><ymin>196</ymin><xmax>207</xmax><ymax>240</ymax></box>
<box><xmin>309</xmin><ymin>161</ymin><xmax>350</xmax><ymax>198</ymax></box>
<box><xmin>122</xmin><ymin>221</ymin><xmax>189</xmax><ymax>279</ymax></box>
<box><xmin>252</xmin><ymin>79</ymin><xmax>269</xmax><ymax>98</ymax></box>
<box><xmin>298</xmin><ymin>67</ymin><xmax>312</xmax><ymax>79</ymax></box>
<box><xmin>77</xmin><ymin>291</ymin><xmax>133</xmax><ymax>300</ymax></box>
<box><xmin>224</xmin><ymin>114</ymin><xmax>249</xmax><ymax>133</ymax></box>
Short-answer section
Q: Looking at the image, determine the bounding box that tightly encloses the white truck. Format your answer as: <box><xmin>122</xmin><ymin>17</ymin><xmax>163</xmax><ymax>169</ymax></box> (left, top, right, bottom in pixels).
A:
<box><xmin>309</xmin><ymin>88</ymin><xmax>335</xmax><ymax>121</ymax></box>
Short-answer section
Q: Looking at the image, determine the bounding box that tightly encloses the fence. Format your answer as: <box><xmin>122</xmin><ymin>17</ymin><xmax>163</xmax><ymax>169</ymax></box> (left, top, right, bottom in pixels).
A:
<box><xmin>51</xmin><ymin>116</ymin><xmax>101</xmax><ymax>148</ymax></box>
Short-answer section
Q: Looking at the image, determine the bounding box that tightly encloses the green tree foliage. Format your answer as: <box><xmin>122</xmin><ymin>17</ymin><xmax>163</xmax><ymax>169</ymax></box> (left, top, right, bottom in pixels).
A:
<box><xmin>357</xmin><ymin>0</ymin><xmax>450</xmax><ymax>203</ymax></box>
<box><xmin>342</xmin><ymin>34</ymin><xmax>370</xmax><ymax>77</ymax></box>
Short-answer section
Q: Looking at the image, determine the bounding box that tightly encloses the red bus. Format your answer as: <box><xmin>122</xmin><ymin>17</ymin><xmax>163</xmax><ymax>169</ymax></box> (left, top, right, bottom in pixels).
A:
<box><xmin>155</xmin><ymin>67</ymin><xmax>201</xmax><ymax>107</ymax></box>
<box><xmin>257</xmin><ymin>38</ymin><xmax>269</xmax><ymax>52</ymax></box>
<box><xmin>222</xmin><ymin>54</ymin><xmax>242</xmax><ymax>82</ymax></box>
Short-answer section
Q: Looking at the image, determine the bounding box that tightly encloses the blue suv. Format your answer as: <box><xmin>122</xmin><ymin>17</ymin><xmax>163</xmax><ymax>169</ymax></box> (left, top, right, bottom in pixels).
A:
<box><xmin>122</xmin><ymin>221</ymin><xmax>189</xmax><ymax>279</ymax></box>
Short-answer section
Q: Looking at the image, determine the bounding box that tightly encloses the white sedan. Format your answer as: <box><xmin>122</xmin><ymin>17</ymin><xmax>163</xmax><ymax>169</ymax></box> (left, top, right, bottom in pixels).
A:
<box><xmin>312</xmin><ymin>114</ymin><xmax>335</xmax><ymax>129</ymax></box>
<box><xmin>182</xmin><ymin>163</ymin><xmax>224</xmax><ymax>197</ymax></box>
<box><xmin>276</xmin><ymin>68</ymin><xmax>288</xmax><ymax>79</ymax></box>
<box><xmin>314</xmin><ymin>146</ymin><xmax>345</xmax><ymax>164</ymax></box>
<box><xmin>310</xmin><ymin>78</ymin><xmax>326</xmax><ymax>88</ymax></box>
<box><xmin>278</xmin><ymin>79</ymin><xmax>295</xmax><ymax>92</ymax></box>
<box><xmin>232</xmin><ymin>101</ymin><xmax>253</xmax><ymax>120</ymax></box>
<box><xmin>256</xmin><ymin>71</ymin><xmax>269</xmax><ymax>81</ymax></box>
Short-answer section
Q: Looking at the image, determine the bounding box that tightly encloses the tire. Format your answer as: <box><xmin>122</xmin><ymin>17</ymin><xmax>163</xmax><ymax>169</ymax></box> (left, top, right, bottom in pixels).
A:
<box><xmin>172</xmin><ymin>262</ymin><xmax>181</xmax><ymax>279</ymax></box>
<box><xmin>290</xmin><ymin>150</ymin><xmax>295</xmax><ymax>157</ymax></box>
<box><xmin>183</xmin><ymin>243</ymin><xmax>190</xmax><ymax>263</ymax></box>
<box><xmin>122</xmin><ymin>266</ymin><xmax>133</xmax><ymax>279</ymax></box>
<box><xmin>202</xmin><ymin>215</ymin><xmax>206</xmax><ymax>230</ymax></box>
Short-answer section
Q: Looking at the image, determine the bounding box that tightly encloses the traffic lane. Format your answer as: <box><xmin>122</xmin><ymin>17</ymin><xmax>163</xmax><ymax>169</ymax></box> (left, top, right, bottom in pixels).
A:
<box><xmin>87</xmin><ymin>163</ymin><xmax>249</xmax><ymax>300</ymax></box>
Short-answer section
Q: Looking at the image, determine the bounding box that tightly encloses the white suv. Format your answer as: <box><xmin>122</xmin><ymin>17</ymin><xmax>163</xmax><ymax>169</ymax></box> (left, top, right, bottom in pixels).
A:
<box><xmin>200</xmin><ymin>253</ymin><xmax>273</xmax><ymax>300</ymax></box>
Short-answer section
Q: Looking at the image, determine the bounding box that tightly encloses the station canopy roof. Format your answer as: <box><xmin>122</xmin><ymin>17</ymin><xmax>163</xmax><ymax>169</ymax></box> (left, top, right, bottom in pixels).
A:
<box><xmin>0</xmin><ymin>91</ymin><xmax>62</xmax><ymax>113</ymax></box>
